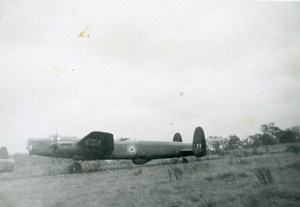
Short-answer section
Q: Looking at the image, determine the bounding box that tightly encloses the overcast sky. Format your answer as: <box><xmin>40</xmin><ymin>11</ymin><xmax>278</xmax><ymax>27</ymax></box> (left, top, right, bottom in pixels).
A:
<box><xmin>0</xmin><ymin>1</ymin><xmax>299</xmax><ymax>153</ymax></box>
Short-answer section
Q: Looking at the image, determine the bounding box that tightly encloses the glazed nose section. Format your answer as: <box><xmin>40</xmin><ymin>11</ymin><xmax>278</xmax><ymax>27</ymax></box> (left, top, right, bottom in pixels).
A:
<box><xmin>26</xmin><ymin>141</ymin><xmax>34</xmax><ymax>154</ymax></box>
<box><xmin>26</xmin><ymin>138</ymin><xmax>46</xmax><ymax>155</ymax></box>
<box><xmin>26</xmin><ymin>138</ymin><xmax>53</xmax><ymax>156</ymax></box>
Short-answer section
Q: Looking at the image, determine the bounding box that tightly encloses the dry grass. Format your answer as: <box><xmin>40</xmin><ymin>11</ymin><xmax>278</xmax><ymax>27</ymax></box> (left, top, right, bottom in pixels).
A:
<box><xmin>0</xmin><ymin>144</ymin><xmax>299</xmax><ymax>207</ymax></box>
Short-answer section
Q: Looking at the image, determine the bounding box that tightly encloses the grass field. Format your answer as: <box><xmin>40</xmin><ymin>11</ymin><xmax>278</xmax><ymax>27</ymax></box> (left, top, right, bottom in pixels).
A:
<box><xmin>0</xmin><ymin>144</ymin><xmax>299</xmax><ymax>207</ymax></box>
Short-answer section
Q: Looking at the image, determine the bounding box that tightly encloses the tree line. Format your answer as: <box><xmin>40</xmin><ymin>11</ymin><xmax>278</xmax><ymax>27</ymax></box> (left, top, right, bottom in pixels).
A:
<box><xmin>207</xmin><ymin>123</ymin><xmax>300</xmax><ymax>153</ymax></box>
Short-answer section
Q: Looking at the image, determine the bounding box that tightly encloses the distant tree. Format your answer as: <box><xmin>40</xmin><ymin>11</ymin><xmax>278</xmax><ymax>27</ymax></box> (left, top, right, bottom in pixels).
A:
<box><xmin>223</xmin><ymin>135</ymin><xmax>242</xmax><ymax>150</ymax></box>
<box><xmin>248</xmin><ymin>133</ymin><xmax>263</xmax><ymax>148</ymax></box>
<box><xmin>260</xmin><ymin>122</ymin><xmax>283</xmax><ymax>145</ymax></box>
<box><xmin>259</xmin><ymin>133</ymin><xmax>277</xmax><ymax>145</ymax></box>
<box><xmin>291</xmin><ymin>126</ymin><xmax>300</xmax><ymax>142</ymax></box>
<box><xmin>278</xmin><ymin>130</ymin><xmax>295</xmax><ymax>143</ymax></box>
<box><xmin>246</xmin><ymin>133</ymin><xmax>265</xmax><ymax>154</ymax></box>
<box><xmin>207</xmin><ymin>136</ymin><xmax>225</xmax><ymax>154</ymax></box>
<box><xmin>278</xmin><ymin>126</ymin><xmax>300</xmax><ymax>143</ymax></box>
<box><xmin>245</xmin><ymin>123</ymin><xmax>299</xmax><ymax>149</ymax></box>
<box><xmin>242</xmin><ymin>138</ymin><xmax>252</xmax><ymax>149</ymax></box>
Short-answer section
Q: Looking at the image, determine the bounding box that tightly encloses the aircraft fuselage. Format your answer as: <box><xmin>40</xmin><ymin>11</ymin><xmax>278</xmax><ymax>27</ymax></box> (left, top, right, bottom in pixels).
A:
<box><xmin>27</xmin><ymin>139</ymin><xmax>193</xmax><ymax>161</ymax></box>
<box><xmin>27</xmin><ymin>127</ymin><xmax>206</xmax><ymax>169</ymax></box>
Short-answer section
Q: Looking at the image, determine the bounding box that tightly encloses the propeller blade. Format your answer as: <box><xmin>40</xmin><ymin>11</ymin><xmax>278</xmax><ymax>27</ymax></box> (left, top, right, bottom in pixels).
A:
<box><xmin>51</xmin><ymin>133</ymin><xmax>58</xmax><ymax>163</ymax></box>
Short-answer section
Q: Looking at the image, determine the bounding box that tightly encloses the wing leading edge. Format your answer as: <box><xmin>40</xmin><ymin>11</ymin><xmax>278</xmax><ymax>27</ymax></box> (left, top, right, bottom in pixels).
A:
<box><xmin>77</xmin><ymin>131</ymin><xmax>114</xmax><ymax>152</ymax></box>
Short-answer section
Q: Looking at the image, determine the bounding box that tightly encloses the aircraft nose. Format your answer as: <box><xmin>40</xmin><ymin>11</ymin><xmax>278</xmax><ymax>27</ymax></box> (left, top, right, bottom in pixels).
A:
<box><xmin>26</xmin><ymin>138</ymin><xmax>52</xmax><ymax>156</ymax></box>
<box><xmin>26</xmin><ymin>143</ymin><xmax>32</xmax><ymax>151</ymax></box>
<box><xmin>26</xmin><ymin>139</ymin><xmax>36</xmax><ymax>154</ymax></box>
<box><xmin>26</xmin><ymin>142</ymin><xmax>33</xmax><ymax>154</ymax></box>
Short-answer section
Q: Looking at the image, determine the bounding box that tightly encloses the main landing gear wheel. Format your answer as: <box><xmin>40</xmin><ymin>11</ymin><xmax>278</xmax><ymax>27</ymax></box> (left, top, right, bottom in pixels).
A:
<box><xmin>68</xmin><ymin>161</ymin><xmax>83</xmax><ymax>173</ymax></box>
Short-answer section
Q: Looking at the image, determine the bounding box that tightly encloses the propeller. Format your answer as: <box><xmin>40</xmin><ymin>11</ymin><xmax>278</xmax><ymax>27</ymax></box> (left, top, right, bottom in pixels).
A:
<box><xmin>50</xmin><ymin>133</ymin><xmax>58</xmax><ymax>163</ymax></box>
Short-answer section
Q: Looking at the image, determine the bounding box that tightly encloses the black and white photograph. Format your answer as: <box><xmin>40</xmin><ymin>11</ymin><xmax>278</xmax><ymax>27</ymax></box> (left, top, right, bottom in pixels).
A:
<box><xmin>0</xmin><ymin>1</ymin><xmax>299</xmax><ymax>206</ymax></box>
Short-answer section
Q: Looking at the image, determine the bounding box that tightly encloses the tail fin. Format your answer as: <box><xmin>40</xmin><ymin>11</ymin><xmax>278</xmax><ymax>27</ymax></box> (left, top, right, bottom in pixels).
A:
<box><xmin>173</xmin><ymin>133</ymin><xmax>182</xmax><ymax>142</ymax></box>
<box><xmin>0</xmin><ymin>146</ymin><xmax>9</xmax><ymax>159</ymax></box>
<box><xmin>192</xmin><ymin>127</ymin><xmax>206</xmax><ymax>157</ymax></box>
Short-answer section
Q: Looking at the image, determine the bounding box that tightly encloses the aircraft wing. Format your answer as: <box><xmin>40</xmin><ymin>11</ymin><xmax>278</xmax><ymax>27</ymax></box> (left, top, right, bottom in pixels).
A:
<box><xmin>77</xmin><ymin>131</ymin><xmax>114</xmax><ymax>152</ymax></box>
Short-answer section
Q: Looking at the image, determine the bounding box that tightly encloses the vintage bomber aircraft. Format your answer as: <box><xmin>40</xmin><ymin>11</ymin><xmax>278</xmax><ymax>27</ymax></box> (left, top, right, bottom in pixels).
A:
<box><xmin>0</xmin><ymin>147</ymin><xmax>15</xmax><ymax>173</ymax></box>
<box><xmin>26</xmin><ymin>127</ymin><xmax>206</xmax><ymax>173</ymax></box>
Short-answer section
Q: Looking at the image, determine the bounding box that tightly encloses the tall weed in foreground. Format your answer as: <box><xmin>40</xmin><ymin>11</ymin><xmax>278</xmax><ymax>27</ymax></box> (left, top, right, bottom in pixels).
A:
<box><xmin>255</xmin><ymin>167</ymin><xmax>274</xmax><ymax>184</ymax></box>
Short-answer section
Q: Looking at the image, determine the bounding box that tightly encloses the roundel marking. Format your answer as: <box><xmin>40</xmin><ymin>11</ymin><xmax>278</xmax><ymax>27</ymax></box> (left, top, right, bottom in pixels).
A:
<box><xmin>127</xmin><ymin>145</ymin><xmax>137</xmax><ymax>155</ymax></box>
